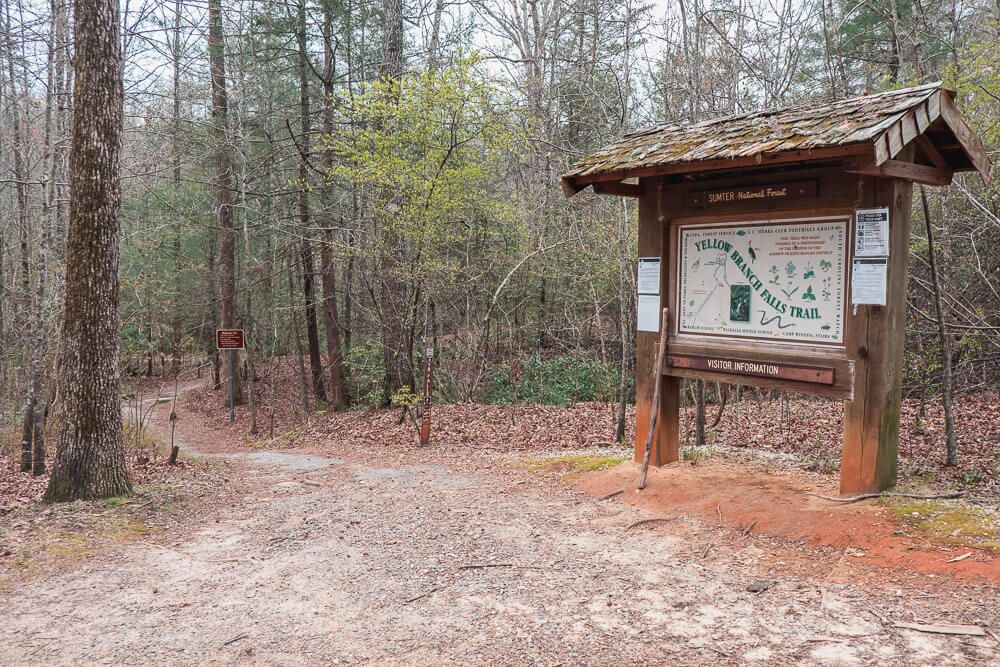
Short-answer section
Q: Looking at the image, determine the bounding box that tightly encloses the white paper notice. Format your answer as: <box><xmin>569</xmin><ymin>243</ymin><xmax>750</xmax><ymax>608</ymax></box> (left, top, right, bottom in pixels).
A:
<box><xmin>637</xmin><ymin>294</ymin><xmax>661</xmax><ymax>332</ymax></box>
<box><xmin>637</xmin><ymin>257</ymin><xmax>661</xmax><ymax>294</ymax></box>
<box><xmin>851</xmin><ymin>258</ymin><xmax>888</xmax><ymax>306</ymax></box>
<box><xmin>855</xmin><ymin>208</ymin><xmax>890</xmax><ymax>257</ymax></box>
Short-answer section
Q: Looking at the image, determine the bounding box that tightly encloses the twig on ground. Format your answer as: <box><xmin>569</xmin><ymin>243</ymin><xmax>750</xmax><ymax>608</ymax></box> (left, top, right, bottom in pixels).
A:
<box><xmin>404</xmin><ymin>587</ymin><xmax>441</xmax><ymax>604</ymax></box>
<box><xmin>893</xmin><ymin>622</ymin><xmax>986</xmax><ymax>637</ymax></box>
<box><xmin>598</xmin><ymin>489</ymin><xmax>624</xmax><ymax>501</ymax></box>
<box><xmin>716</xmin><ymin>504</ymin><xmax>723</xmax><ymax>525</ymax></box>
<box><xmin>741</xmin><ymin>520</ymin><xmax>758</xmax><ymax>536</ymax></box>
<box><xmin>806</xmin><ymin>491</ymin><xmax>964</xmax><ymax>504</ymax></box>
<box><xmin>626</xmin><ymin>518</ymin><xmax>676</xmax><ymax>530</ymax></box>
<box><xmin>220</xmin><ymin>633</ymin><xmax>249</xmax><ymax>647</ymax></box>
<box><xmin>458</xmin><ymin>563</ymin><xmax>514</xmax><ymax>570</ymax></box>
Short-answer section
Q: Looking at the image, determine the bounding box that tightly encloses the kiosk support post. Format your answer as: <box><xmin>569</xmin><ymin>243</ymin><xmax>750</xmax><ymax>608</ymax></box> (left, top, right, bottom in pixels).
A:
<box><xmin>840</xmin><ymin>174</ymin><xmax>914</xmax><ymax>494</ymax></box>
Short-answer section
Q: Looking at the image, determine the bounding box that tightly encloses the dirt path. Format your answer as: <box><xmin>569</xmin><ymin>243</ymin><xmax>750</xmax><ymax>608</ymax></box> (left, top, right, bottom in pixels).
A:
<box><xmin>0</xmin><ymin>384</ymin><xmax>997</xmax><ymax>665</ymax></box>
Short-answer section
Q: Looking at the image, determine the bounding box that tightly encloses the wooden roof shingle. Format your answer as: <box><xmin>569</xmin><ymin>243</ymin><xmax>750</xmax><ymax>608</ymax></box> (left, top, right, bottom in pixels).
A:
<box><xmin>562</xmin><ymin>83</ymin><xmax>991</xmax><ymax>196</ymax></box>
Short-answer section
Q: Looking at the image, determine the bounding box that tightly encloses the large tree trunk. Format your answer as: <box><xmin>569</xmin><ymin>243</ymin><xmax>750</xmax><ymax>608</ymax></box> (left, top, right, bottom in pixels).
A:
<box><xmin>170</xmin><ymin>0</ymin><xmax>183</xmax><ymax>377</ymax></box>
<box><xmin>207</xmin><ymin>0</ymin><xmax>241</xmax><ymax>403</ymax></box>
<box><xmin>377</xmin><ymin>0</ymin><xmax>407</xmax><ymax>403</ymax></box>
<box><xmin>44</xmin><ymin>0</ymin><xmax>132</xmax><ymax>501</ymax></box>
<box><xmin>296</xmin><ymin>0</ymin><xmax>326</xmax><ymax>403</ymax></box>
<box><xmin>321</xmin><ymin>228</ymin><xmax>348</xmax><ymax>409</ymax></box>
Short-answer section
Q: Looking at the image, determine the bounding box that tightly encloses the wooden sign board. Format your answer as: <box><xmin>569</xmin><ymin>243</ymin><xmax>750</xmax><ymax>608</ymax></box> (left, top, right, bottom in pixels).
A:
<box><xmin>666</xmin><ymin>354</ymin><xmax>834</xmax><ymax>385</ymax></box>
<box><xmin>677</xmin><ymin>218</ymin><xmax>848</xmax><ymax>344</ymax></box>
<box><xmin>216</xmin><ymin>329</ymin><xmax>245</xmax><ymax>350</ymax></box>
<box><xmin>688</xmin><ymin>180</ymin><xmax>817</xmax><ymax>208</ymax></box>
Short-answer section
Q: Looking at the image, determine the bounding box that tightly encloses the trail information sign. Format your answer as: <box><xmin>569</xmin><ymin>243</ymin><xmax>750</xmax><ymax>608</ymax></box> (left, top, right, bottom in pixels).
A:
<box><xmin>216</xmin><ymin>329</ymin><xmax>245</xmax><ymax>350</ymax></box>
<box><xmin>677</xmin><ymin>219</ymin><xmax>847</xmax><ymax>344</ymax></box>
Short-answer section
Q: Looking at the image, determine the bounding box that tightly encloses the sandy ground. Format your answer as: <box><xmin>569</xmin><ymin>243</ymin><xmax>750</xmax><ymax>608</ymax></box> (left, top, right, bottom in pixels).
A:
<box><xmin>0</xmin><ymin>384</ymin><xmax>997</xmax><ymax>665</ymax></box>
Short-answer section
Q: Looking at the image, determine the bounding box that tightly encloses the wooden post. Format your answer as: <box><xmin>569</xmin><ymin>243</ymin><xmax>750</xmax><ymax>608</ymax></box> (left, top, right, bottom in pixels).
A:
<box><xmin>840</xmin><ymin>173</ymin><xmax>914</xmax><ymax>494</ymax></box>
<box><xmin>419</xmin><ymin>346</ymin><xmax>433</xmax><ymax>446</ymax></box>
<box><xmin>639</xmin><ymin>307</ymin><xmax>670</xmax><ymax>489</ymax></box>
<box><xmin>634</xmin><ymin>178</ymin><xmax>680</xmax><ymax>467</ymax></box>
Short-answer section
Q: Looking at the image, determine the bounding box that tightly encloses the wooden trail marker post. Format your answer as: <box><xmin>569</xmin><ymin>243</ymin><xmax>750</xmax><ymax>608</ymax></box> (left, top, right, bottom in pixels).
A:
<box><xmin>560</xmin><ymin>84</ymin><xmax>991</xmax><ymax>495</ymax></box>
<box><xmin>216</xmin><ymin>329</ymin><xmax>245</xmax><ymax>424</ymax></box>
<box><xmin>419</xmin><ymin>346</ymin><xmax>434</xmax><ymax>446</ymax></box>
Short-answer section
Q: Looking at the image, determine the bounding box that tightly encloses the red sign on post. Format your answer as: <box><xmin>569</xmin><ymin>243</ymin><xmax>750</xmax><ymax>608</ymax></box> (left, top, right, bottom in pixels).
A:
<box><xmin>216</xmin><ymin>329</ymin><xmax>245</xmax><ymax>350</ymax></box>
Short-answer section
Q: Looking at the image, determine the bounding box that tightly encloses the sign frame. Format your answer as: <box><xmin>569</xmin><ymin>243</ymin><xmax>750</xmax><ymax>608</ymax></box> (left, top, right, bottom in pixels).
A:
<box><xmin>674</xmin><ymin>216</ymin><xmax>850</xmax><ymax>347</ymax></box>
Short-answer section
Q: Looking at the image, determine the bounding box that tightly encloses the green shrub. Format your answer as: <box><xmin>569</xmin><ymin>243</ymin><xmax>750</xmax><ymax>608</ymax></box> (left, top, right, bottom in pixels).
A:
<box><xmin>479</xmin><ymin>351</ymin><xmax>618</xmax><ymax>406</ymax></box>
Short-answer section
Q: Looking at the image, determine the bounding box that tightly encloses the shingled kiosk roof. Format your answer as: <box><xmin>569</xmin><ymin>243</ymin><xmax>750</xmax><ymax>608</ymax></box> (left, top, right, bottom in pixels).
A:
<box><xmin>561</xmin><ymin>83</ymin><xmax>991</xmax><ymax>197</ymax></box>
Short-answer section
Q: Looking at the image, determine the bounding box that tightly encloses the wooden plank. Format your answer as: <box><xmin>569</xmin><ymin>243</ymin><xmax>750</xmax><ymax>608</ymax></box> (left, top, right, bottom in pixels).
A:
<box><xmin>840</xmin><ymin>166</ymin><xmax>913</xmax><ymax>495</ymax></box>
<box><xmin>687</xmin><ymin>180</ymin><xmax>817</xmax><ymax>208</ymax></box>
<box><xmin>665</xmin><ymin>354</ymin><xmax>834</xmax><ymax>385</ymax></box>
<box><xmin>886</xmin><ymin>122</ymin><xmax>904</xmax><ymax>158</ymax></box>
<box><xmin>937</xmin><ymin>91</ymin><xmax>993</xmax><ymax>184</ymax></box>
<box><xmin>915</xmin><ymin>134</ymin><xmax>949</xmax><ymax>170</ymax></box>
<box><xmin>900</xmin><ymin>111</ymin><xmax>918</xmax><ymax>145</ymax></box>
<box><xmin>592</xmin><ymin>180</ymin><xmax>642</xmax><ymax>198</ymax></box>
<box><xmin>665</xmin><ymin>366</ymin><xmax>852</xmax><ymax>400</ymax></box>
<box><xmin>568</xmin><ymin>145</ymin><xmax>872</xmax><ymax>188</ymax></box>
<box><xmin>560</xmin><ymin>177</ymin><xmax>584</xmax><ymax>198</ymax></box>
<box><xmin>664</xmin><ymin>337</ymin><xmax>854</xmax><ymax>399</ymax></box>
<box><xmin>634</xmin><ymin>178</ymin><xmax>678</xmax><ymax>467</ymax></box>
<box><xmin>663</xmin><ymin>167</ymin><xmax>861</xmax><ymax>220</ymax></box>
<box><xmin>926</xmin><ymin>90</ymin><xmax>941</xmax><ymax>124</ymax></box>
<box><xmin>914</xmin><ymin>102</ymin><xmax>931</xmax><ymax>133</ymax></box>
<box><xmin>848</xmin><ymin>159</ymin><xmax>952</xmax><ymax>186</ymax></box>
<box><xmin>874</xmin><ymin>134</ymin><xmax>890</xmax><ymax>166</ymax></box>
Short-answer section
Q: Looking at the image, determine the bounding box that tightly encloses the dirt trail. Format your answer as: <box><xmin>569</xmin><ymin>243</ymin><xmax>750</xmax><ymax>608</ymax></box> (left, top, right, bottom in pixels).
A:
<box><xmin>1</xmin><ymin>384</ymin><xmax>997</xmax><ymax>665</ymax></box>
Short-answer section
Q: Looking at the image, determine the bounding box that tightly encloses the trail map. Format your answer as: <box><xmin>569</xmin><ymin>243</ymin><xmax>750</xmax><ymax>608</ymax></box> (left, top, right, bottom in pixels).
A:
<box><xmin>678</xmin><ymin>219</ymin><xmax>847</xmax><ymax>344</ymax></box>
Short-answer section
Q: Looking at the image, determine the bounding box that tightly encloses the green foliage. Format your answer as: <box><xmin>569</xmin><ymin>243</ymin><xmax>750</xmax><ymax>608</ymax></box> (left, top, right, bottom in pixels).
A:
<box><xmin>390</xmin><ymin>385</ymin><xmax>420</xmax><ymax>409</ymax></box>
<box><xmin>479</xmin><ymin>351</ymin><xmax>618</xmax><ymax>406</ymax></box>
<box><xmin>343</xmin><ymin>340</ymin><xmax>385</xmax><ymax>407</ymax></box>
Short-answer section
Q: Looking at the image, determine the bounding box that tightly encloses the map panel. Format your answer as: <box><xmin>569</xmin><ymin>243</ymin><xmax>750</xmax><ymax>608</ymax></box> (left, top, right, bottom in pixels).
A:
<box><xmin>677</xmin><ymin>219</ymin><xmax>847</xmax><ymax>344</ymax></box>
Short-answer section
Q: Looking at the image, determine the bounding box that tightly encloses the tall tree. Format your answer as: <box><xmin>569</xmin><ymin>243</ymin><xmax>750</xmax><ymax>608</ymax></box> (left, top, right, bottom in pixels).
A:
<box><xmin>44</xmin><ymin>0</ymin><xmax>132</xmax><ymax>501</ymax></box>
<box><xmin>296</xmin><ymin>0</ymin><xmax>327</xmax><ymax>403</ymax></box>
<box><xmin>208</xmin><ymin>0</ymin><xmax>241</xmax><ymax>403</ymax></box>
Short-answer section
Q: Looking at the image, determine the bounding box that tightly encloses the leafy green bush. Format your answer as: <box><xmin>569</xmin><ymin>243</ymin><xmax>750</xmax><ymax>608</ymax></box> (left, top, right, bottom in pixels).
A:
<box><xmin>343</xmin><ymin>340</ymin><xmax>385</xmax><ymax>407</ymax></box>
<box><xmin>478</xmin><ymin>351</ymin><xmax>618</xmax><ymax>406</ymax></box>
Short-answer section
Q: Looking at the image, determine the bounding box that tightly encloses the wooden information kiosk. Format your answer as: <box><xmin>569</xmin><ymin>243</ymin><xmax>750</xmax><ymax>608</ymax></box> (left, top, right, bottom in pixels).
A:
<box><xmin>561</xmin><ymin>84</ymin><xmax>991</xmax><ymax>495</ymax></box>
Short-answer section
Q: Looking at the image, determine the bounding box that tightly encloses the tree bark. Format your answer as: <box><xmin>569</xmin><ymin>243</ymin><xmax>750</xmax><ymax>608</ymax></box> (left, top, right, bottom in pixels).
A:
<box><xmin>296</xmin><ymin>0</ymin><xmax>327</xmax><ymax>403</ymax></box>
<box><xmin>207</xmin><ymin>0</ymin><xmax>241</xmax><ymax>403</ymax></box>
<box><xmin>321</xmin><ymin>228</ymin><xmax>348</xmax><ymax>409</ymax></box>
<box><xmin>44</xmin><ymin>0</ymin><xmax>132</xmax><ymax>501</ymax></box>
<box><xmin>919</xmin><ymin>186</ymin><xmax>957</xmax><ymax>465</ymax></box>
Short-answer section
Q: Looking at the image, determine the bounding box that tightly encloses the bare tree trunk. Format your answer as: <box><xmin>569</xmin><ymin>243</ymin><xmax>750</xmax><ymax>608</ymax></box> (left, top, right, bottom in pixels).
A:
<box><xmin>288</xmin><ymin>255</ymin><xmax>310</xmax><ymax>414</ymax></box>
<box><xmin>321</xmin><ymin>228</ymin><xmax>348</xmax><ymax>409</ymax></box>
<box><xmin>207</xmin><ymin>0</ymin><xmax>241</xmax><ymax>404</ymax></box>
<box><xmin>170</xmin><ymin>0</ymin><xmax>183</xmax><ymax>377</ymax></box>
<box><xmin>297</xmin><ymin>0</ymin><xmax>326</xmax><ymax>403</ymax></box>
<box><xmin>45</xmin><ymin>0</ymin><xmax>132</xmax><ymax>501</ymax></box>
<box><xmin>919</xmin><ymin>186</ymin><xmax>957</xmax><ymax>465</ymax></box>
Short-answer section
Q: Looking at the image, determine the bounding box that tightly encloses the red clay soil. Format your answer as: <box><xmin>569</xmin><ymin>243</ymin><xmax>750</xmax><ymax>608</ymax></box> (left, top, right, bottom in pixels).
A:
<box><xmin>575</xmin><ymin>460</ymin><xmax>1000</xmax><ymax>582</ymax></box>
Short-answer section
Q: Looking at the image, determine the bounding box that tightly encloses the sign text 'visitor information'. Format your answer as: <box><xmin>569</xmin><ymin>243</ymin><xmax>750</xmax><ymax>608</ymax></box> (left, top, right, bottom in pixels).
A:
<box><xmin>666</xmin><ymin>354</ymin><xmax>835</xmax><ymax>385</ymax></box>
<box><xmin>216</xmin><ymin>329</ymin><xmax>245</xmax><ymax>350</ymax></box>
<box><xmin>677</xmin><ymin>219</ymin><xmax>847</xmax><ymax>344</ymax></box>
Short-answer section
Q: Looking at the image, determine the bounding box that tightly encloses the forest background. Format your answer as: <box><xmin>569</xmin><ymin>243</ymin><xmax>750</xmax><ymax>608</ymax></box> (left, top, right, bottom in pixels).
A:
<box><xmin>1</xmin><ymin>0</ymin><xmax>998</xmax><ymax>479</ymax></box>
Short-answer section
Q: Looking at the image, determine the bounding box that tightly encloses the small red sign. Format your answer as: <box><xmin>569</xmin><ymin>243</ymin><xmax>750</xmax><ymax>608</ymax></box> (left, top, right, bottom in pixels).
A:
<box><xmin>216</xmin><ymin>329</ymin><xmax>245</xmax><ymax>350</ymax></box>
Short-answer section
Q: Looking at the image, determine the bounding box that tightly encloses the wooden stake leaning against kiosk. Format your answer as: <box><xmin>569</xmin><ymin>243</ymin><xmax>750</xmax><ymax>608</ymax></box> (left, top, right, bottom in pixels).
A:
<box><xmin>638</xmin><ymin>307</ymin><xmax>669</xmax><ymax>490</ymax></box>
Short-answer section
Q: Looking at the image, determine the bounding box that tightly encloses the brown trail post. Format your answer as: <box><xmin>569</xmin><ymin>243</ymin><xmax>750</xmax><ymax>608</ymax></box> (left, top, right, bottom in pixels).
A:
<box><xmin>638</xmin><ymin>307</ymin><xmax>669</xmax><ymax>489</ymax></box>
<box><xmin>419</xmin><ymin>346</ymin><xmax>433</xmax><ymax>446</ymax></box>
